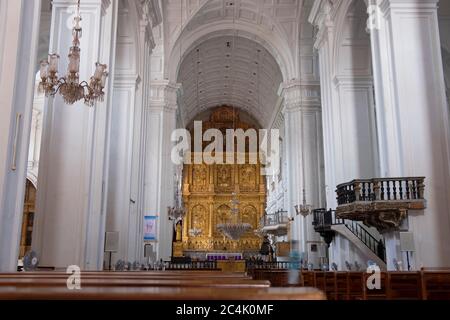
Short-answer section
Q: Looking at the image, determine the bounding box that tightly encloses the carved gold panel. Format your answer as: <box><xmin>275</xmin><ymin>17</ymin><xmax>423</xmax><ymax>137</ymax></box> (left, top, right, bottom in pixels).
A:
<box><xmin>216</xmin><ymin>165</ymin><xmax>234</xmax><ymax>192</ymax></box>
<box><xmin>192</xmin><ymin>164</ymin><xmax>209</xmax><ymax>192</ymax></box>
<box><xmin>239</xmin><ymin>165</ymin><xmax>257</xmax><ymax>191</ymax></box>
<box><xmin>180</xmin><ymin>107</ymin><xmax>266</xmax><ymax>255</ymax></box>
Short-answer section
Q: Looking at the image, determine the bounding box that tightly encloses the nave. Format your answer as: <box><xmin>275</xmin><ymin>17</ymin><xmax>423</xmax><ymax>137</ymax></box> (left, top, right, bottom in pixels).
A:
<box><xmin>1</xmin><ymin>0</ymin><xmax>450</xmax><ymax>305</ymax></box>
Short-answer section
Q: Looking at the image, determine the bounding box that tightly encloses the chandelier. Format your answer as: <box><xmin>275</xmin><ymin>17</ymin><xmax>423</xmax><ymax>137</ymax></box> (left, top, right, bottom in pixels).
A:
<box><xmin>168</xmin><ymin>205</ymin><xmax>186</xmax><ymax>221</ymax></box>
<box><xmin>168</xmin><ymin>188</ymin><xmax>186</xmax><ymax>221</ymax></box>
<box><xmin>39</xmin><ymin>0</ymin><xmax>108</xmax><ymax>106</ymax></box>
<box><xmin>168</xmin><ymin>166</ymin><xmax>186</xmax><ymax>221</ymax></box>
<box><xmin>295</xmin><ymin>189</ymin><xmax>313</xmax><ymax>217</ymax></box>
<box><xmin>217</xmin><ymin>192</ymin><xmax>252</xmax><ymax>241</ymax></box>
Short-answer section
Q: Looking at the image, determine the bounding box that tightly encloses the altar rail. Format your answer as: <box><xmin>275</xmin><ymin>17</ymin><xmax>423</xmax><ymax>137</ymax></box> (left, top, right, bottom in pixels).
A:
<box><xmin>161</xmin><ymin>261</ymin><xmax>218</xmax><ymax>271</ymax></box>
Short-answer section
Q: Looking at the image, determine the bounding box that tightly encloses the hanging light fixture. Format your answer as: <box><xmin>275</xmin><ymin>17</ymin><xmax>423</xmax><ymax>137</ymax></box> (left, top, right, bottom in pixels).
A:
<box><xmin>39</xmin><ymin>0</ymin><xmax>108</xmax><ymax>106</ymax></box>
<box><xmin>168</xmin><ymin>166</ymin><xmax>186</xmax><ymax>221</ymax></box>
<box><xmin>295</xmin><ymin>106</ymin><xmax>313</xmax><ymax>217</ymax></box>
<box><xmin>295</xmin><ymin>189</ymin><xmax>313</xmax><ymax>217</ymax></box>
<box><xmin>168</xmin><ymin>0</ymin><xmax>187</xmax><ymax>222</ymax></box>
<box><xmin>217</xmin><ymin>192</ymin><xmax>252</xmax><ymax>241</ymax></box>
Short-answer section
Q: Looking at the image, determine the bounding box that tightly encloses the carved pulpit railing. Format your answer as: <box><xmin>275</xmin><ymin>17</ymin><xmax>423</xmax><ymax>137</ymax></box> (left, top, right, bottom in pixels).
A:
<box><xmin>335</xmin><ymin>177</ymin><xmax>426</xmax><ymax>233</ymax></box>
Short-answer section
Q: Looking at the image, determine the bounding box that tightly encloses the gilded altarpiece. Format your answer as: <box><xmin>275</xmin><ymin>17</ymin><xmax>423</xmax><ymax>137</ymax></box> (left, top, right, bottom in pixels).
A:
<box><xmin>181</xmin><ymin>107</ymin><xmax>266</xmax><ymax>254</ymax></box>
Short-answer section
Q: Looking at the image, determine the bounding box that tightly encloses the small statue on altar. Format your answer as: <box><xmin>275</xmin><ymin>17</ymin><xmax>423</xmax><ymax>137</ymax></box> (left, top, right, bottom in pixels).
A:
<box><xmin>259</xmin><ymin>235</ymin><xmax>271</xmax><ymax>258</ymax></box>
<box><xmin>268</xmin><ymin>244</ymin><xmax>274</xmax><ymax>262</ymax></box>
<box><xmin>175</xmin><ymin>221</ymin><xmax>182</xmax><ymax>242</ymax></box>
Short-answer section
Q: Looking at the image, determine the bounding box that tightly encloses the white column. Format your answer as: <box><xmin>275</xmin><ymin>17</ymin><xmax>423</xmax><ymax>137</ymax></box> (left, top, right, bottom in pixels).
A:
<box><xmin>369</xmin><ymin>0</ymin><xmax>450</xmax><ymax>269</ymax></box>
<box><xmin>33</xmin><ymin>0</ymin><xmax>117</xmax><ymax>270</ymax></box>
<box><xmin>126</xmin><ymin>9</ymin><xmax>158</xmax><ymax>264</ymax></box>
<box><xmin>145</xmin><ymin>81</ymin><xmax>180</xmax><ymax>261</ymax></box>
<box><xmin>0</xmin><ymin>0</ymin><xmax>41</xmax><ymax>272</ymax></box>
<box><xmin>303</xmin><ymin>99</ymin><xmax>326</xmax><ymax>266</ymax></box>
<box><xmin>310</xmin><ymin>3</ymin><xmax>340</xmax><ymax>209</ymax></box>
<box><xmin>282</xmin><ymin>81</ymin><xmax>324</xmax><ymax>257</ymax></box>
<box><xmin>104</xmin><ymin>0</ymin><xmax>160</xmax><ymax>267</ymax></box>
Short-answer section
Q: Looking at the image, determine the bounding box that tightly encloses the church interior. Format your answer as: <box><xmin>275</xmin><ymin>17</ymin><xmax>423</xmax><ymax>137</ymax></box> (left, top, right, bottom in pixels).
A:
<box><xmin>1</xmin><ymin>0</ymin><xmax>450</xmax><ymax>302</ymax></box>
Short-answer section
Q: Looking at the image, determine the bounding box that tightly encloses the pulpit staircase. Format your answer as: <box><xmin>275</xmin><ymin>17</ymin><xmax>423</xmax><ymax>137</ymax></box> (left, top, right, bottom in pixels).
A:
<box><xmin>313</xmin><ymin>209</ymin><xmax>387</xmax><ymax>269</ymax></box>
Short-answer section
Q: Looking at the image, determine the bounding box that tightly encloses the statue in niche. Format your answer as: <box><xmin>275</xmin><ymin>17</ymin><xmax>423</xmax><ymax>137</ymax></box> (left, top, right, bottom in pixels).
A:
<box><xmin>193</xmin><ymin>166</ymin><xmax>207</xmax><ymax>186</ymax></box>
<box><xmin>241</xmin><ymin>165</ymin><xmax>256</xmax><ymax>188</ymax></box>
<box><xmin>217</xmin><ymin>166</ymin><xmax>231</xmax><ymax>187</ymax></box>
<box><xmin>191</xmin><ymin>205</ymin><xmax>206</xmax><ymax>233</ymax></box>
<box><xmin>175</xmin><ymin>221</ymin><xmax>182</xmax><ymax>242</ymax></box>
<box><xmin>217</xmin><ymin>205</ymin><xmax>232</xmax><ymax>224</ymax></box>
<box><xmin>242</xmin><ymin>206</ymin><xmax>256</xmax><ymax>228</ymax></box>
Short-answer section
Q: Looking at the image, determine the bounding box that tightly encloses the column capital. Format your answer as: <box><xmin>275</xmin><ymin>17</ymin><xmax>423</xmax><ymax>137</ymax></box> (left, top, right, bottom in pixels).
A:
<box><xmin>139</xmin><ymin>0</ymin><xmax>162</xmax><ymax>28</ymax></box>
<box><xmin>280</xmin><ymin>81</ymin><xmax>321</xmax><ymax>112</ymax></box>
<box><xmin>149</xmin><ymin>81</ymin><xmax>182</xmax><ymax>111</ymax></box>
<box><xmin>309</xmin><ymin>0</ymin><xmax>336</xmax><ymax>50</ymax></box>
<box><xmin>333</xmin><ymin>75</ymin><xmax>374</xmax><ymax>89</ymax></box>
<box><xmin>137</xmin><ymin>0</ymin><xmax>162</xmax><ymax>51</ymax></box>
<box><xmin>101</xmin><ymin>0</ymin><xmax>111</xmax><ymax>16</ymax></box>
<box><xmin>378</xmin><ymin>0</ymin><xmax>439</xmax><ymax>12</ymax></box>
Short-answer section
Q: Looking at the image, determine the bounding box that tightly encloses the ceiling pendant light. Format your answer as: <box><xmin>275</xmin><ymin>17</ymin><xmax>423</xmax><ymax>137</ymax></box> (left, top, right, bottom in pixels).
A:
<box><xmin>39</xmin><ymin>0</ymin><xmax>108</xmax><ymax>107</ymax></box>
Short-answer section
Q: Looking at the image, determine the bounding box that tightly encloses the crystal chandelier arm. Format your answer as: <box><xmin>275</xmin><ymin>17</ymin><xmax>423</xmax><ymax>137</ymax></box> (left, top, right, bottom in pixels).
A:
<box><xmin>51</xmin><ymin>78</ymin><xmax>68</xmax><ymax>95</ymax></box>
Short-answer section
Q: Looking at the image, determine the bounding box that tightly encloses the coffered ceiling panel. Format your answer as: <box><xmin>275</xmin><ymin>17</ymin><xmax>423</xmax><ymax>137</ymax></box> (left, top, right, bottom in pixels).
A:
<box><xmin>177</xmin><ymin>36</ymin><xmax>283</xmax><ymax>127</ymax></box>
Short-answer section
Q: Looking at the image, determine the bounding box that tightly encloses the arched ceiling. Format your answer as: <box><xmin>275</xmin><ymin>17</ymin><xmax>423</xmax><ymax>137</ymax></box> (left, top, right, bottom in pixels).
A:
<box><xmin>164</xmin><ymin>0</ymin><xmax>301</xmax><ymax>51</ymax></box>
<box><xmin>157</xmin><ymin>0</ymin><xmax>318</xmax><ymax>127</ymax></box>
<box><xmin>177</xmin><ymin>35</ymin><xmax>283</xmax><ymax>127</ymax></box>
<box><xmin>162</xmin><ymin>0</ymin><xmax>305</xmax><ymax>82</ymax></box>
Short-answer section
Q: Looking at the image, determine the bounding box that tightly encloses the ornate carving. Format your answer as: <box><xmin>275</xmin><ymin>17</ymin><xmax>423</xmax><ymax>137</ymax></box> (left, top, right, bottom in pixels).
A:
<box><xmin>336</xmin><ymin>201</ymin><xmax>422</xmax><ymax>233</ymax></box>
<box><xmin>240</xmin><ymin>165</ymin><xmax>256</xmax><ymax>191</ymax></box>
<box><xmin>363</xmin><ymin>210</ymin><xmax>408</xmax><ymax>234</ymax></box>
<box><xmin>217</xmin><ymin>165</ymin><xmax>233</xmax><ymax>191</ymax></box>
<box><xmin>242</xmin><ymin>205</ymin><xmax>257</xmax><ymax>229</ymax></box>
<box><xmin>192</xmin><ymin>165</ymin><xmax>208</xmax><ymax>191</ymax></box>
<box><xmin>182</xmin><ymin>107</ymin><xmax>266</xmax><ymax>254</ymax></box>
<box><xmin>191</xmin><ymin>205</ymin><xmax>207</xmax><ymax>234</ymax></box>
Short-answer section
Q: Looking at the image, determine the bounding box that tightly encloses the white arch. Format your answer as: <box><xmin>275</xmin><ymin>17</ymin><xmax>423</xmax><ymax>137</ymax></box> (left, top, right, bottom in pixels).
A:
<box><xmin>26</xmin><ymin>173</ymin><xmax>38</xmax><ymax>190</ymax></box>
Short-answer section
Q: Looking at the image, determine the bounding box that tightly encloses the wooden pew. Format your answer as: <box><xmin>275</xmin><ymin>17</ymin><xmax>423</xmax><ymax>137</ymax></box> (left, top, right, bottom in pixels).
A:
<box><xmin>324</xmin><ymin>272</ymin><xmax>337</xmax><ymax>300</ymax></box>
<box><xmin>252</xmin><ymin>269</ymin><xmax>307</xmax><ymax>287</ymax></box>
<box><xmin>0</xmin><ymin>271</ymin><xmax>251</xmax><ymax>280</ymax></box>
<box><xmin>0</xmin><ymin>271</ymin><xmax>266</xmax><ymax>289</ymax></box>
<box><xmin>335</xmin><ymin>272</ymin><xmax>348</xmax><ymax>300</ymax></box>
<box><xmin>386</xmin><ymin>272</ymin><xmax>422</xmax><ymax>300</ymax></box>
<box><xmin>249</xmin><ymin>268</ymin><xmax>450</xmax><ymax>300</ymax></box>
<box><xmin>363</xmin><ymin>272</ymin><xmax>387</xmax><ymax>300</ymax></box>
<box><xmin>314</xmin><ymin>272</ymin><xmax>326</xmax><ymax>293</ymax></box>
<box><xmin>0</xmin><ymin>270</ymin><xmax>326</xmax><ymax>300</ymax></box>
<box><xmin>0</xmin><ymin>286</ymin><xmax>326</xmax><ymax>300</ymax></box>
<box><xmin>301</xmin><ymin>271</ymin><xmax>316</xmax><ymax>287</ymax></box>
<box><xmin>0</xmin><ymin>277</ymin><xmax>270</xmax><ymax>289</ymax></box>
<box><xmin>346</xmin><ymin>272</ymin><xmax>364</xmax><ymax>300</ymax></box>
<box><xmin>420</xmin><ymin>268</ymin><xmax>450</xmax><ymax>300</ymax></box>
